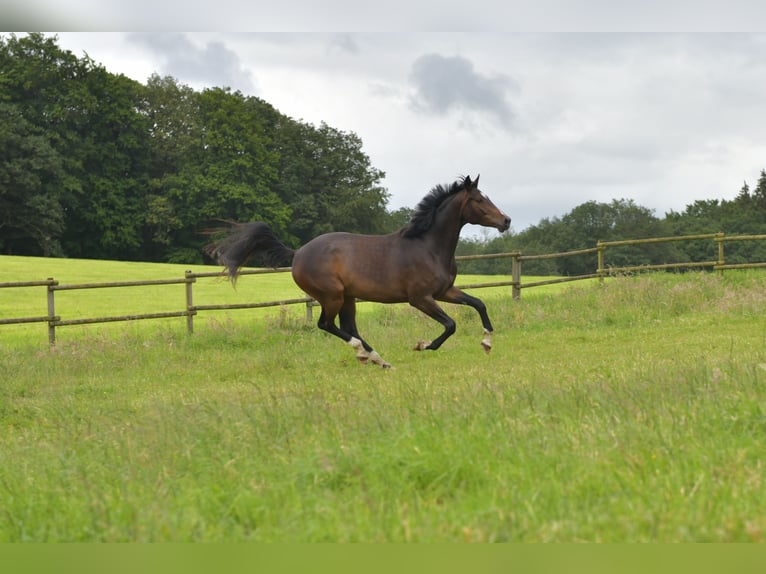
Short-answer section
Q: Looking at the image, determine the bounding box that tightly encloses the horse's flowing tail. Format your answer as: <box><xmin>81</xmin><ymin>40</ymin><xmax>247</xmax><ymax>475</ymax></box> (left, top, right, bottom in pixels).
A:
<box><xmin>204</xmin><ymin>222</ymin><xmax>296</xmax><ymax>286</ymax></box>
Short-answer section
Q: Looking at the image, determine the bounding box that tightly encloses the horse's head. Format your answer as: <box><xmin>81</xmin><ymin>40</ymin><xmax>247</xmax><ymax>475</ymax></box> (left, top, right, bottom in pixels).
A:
<box><xmin>460</xmin><ymin>175</ymin><xmax>511</xmax><ymax>232</ymax></box>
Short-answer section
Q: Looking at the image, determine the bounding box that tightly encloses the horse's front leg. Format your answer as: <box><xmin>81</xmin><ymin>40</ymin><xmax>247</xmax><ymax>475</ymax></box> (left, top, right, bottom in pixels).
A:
<box><xmin>436</xmin><ymin>286</ymin><xmax>494</xmax><ymax>354</ymax></box>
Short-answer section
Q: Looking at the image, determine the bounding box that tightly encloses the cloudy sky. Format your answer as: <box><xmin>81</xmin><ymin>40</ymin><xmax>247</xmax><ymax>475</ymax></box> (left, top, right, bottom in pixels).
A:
<box><xmin>42</xmin><ymin>31</ymin><xmax>766</xmax><ymax>235</ymax></box>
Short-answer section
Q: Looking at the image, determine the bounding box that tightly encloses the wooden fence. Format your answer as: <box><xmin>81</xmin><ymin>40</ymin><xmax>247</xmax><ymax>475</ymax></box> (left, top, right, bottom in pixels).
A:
<box><xmin>2</xmin><ymin>232</ymin><xmax>766</xmax><ymax>347</ymax></box>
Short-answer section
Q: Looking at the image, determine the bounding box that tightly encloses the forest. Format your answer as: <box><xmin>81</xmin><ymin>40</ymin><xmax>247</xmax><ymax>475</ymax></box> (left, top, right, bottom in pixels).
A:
<box><xmin>2</xmin><ymin>33</ymin><xmax>766</xmax><ymax>274</ymax></box>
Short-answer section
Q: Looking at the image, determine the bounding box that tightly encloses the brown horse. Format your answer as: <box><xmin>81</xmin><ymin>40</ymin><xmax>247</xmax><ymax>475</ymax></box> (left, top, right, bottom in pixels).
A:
<box><xmin>207</xmin><ymin>175</ymin><xmax>511</xmax><ymax>368</ymax></box>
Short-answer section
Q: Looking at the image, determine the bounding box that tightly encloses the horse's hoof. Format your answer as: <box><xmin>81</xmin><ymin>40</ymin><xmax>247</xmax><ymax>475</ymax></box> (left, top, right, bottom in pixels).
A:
<box><xmin>413</xmin><ymin>340</ymin><xmax>430</xmax><ymax>351</ymax></box>
<box><xmin>481</xmin><ymin>329</ymin><xmax>492</xmax><ymax>354</ymax></box>
<box><xmin>368</xmin><ymin>350</ymin><xmax>391</xmax><ymax>369</ymax></box>
<box><xmin>356</xmin><ymin>355</ymin><xmax>370</xmax><ymax>365</ymax></box>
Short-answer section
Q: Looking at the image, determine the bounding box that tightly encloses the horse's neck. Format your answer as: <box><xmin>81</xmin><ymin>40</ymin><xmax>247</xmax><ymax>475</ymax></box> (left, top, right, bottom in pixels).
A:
<box><xmin>424</xmin><ymin>197</ymin><xmax>464</xmax><ymax>260</ymax></box>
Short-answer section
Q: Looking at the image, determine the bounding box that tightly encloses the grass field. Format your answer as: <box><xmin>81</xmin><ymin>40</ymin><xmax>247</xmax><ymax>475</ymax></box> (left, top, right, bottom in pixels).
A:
<box><xmin>1</xmin><ymin>256</ymin><xmax>766</xmax><ymax>541</ymax></box>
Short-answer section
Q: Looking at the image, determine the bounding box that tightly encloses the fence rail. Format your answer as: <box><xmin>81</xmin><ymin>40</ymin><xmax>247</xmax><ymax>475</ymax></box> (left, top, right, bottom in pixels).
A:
<box><xmin>2</xmin><ymin>232</ymin><xmax>766</xmax><ymax>347</ymax></box>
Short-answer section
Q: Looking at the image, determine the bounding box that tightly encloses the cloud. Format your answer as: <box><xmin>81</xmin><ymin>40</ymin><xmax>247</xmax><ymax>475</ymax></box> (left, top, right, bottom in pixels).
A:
<box><xmin>328</xmin><ymin>34</ymin><xmax>360</xmax><ymax>55</ymax></box>
<box><xmin>126</xmin><ymin>33</ymin><xmax>256</xmax><ymax>94</ymax></box>
<box><xmin>408</xmin><ymin>53</ymin><xmax>517</xmax><ymax>128</ymax></box>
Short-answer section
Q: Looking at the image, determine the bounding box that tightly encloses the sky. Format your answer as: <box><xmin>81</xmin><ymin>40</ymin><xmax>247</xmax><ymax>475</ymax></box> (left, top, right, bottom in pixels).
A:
<box><xmin>7</xmin><ymin>5</ymin><xmax>766</xmax><ymax>236</ymax></box>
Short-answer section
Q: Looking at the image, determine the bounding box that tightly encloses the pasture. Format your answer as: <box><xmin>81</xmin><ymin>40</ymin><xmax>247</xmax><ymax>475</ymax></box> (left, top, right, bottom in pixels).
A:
<box><xmin>1</xmin><ymin>256</ymin><xmax>766</xmax><ymax>541</ymax></box>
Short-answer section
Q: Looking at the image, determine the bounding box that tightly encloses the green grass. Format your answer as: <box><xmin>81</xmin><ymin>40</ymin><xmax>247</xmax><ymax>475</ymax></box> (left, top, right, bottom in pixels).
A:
<box><xmin>2</xmin><ymin>256</ymin><xmax>766</xmax><ymax>541</ymax></box>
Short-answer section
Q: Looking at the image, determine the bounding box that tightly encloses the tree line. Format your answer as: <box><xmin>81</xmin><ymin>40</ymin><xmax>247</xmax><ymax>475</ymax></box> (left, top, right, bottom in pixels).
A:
<box><xmin>1</xmin><ymin>33</ymin><xmax>398</xmax><ymax>263</ymax></box>
<box><xmin>2</xmin><ymin>34</ymin><xmax>764</xmax><ymax>274</ymax></box>
<box><xmin>458</xmin><ymin>172</ymin><xmax>766</xmax><ymax>276</ymax></box>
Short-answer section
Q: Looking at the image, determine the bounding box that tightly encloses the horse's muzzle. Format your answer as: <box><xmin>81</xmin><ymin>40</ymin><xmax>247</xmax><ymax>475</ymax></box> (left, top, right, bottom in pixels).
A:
<box><xmin>497</xmin><ymin>215</ymin><xmax>511</xmax><ymax>232</ymax></box>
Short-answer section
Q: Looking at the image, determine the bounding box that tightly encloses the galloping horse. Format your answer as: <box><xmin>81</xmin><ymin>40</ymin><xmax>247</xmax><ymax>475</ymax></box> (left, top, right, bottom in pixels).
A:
<box><xmin>207</xmin><ymin>175</ymin><xmax>511</xmax><ymax>368</ymax></box>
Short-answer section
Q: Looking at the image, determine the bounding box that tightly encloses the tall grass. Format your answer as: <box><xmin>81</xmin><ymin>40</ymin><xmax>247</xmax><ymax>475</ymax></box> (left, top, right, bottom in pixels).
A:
<box><xmin>1</xmin><ymin>267</ymin><xmax>766</xmax><ymax>541</ymax></box>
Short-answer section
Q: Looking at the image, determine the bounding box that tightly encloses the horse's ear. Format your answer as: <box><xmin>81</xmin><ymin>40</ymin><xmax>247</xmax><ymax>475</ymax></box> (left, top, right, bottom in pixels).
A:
<box><xmin>464</xmin><ymin>175</ymin><xmax>472</xmax><ymax>188</ymax></box>
<box><xmin>474</xmin><ymin>174</ymin><xmax>480</xmax><ymax>188</ymax></box>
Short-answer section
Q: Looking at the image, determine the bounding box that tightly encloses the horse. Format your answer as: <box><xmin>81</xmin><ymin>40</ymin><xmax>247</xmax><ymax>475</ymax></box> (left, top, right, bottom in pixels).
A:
<box><xmin>206</xmin><ymin>174</ymin><xmax>511</xmax><ymax>368</ymax></box>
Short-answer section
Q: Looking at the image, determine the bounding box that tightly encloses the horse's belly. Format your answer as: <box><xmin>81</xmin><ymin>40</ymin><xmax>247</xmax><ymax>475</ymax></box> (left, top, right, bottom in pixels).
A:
<box><xmin>345</xmin><ymin>275</ymin><xmax>410</xmax><ymax>303</ymax></box>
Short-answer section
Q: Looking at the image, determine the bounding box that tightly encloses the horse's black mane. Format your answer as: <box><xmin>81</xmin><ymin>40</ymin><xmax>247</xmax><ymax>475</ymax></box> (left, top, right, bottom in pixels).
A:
<box><xmin>400</xmin><ymin>177</ymin><xmax>470</xmax><ymax>239</ymax></box>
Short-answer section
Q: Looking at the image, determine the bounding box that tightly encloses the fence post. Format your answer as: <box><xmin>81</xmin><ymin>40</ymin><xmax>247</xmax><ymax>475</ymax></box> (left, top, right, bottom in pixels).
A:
<box><xmin>47</xmin><ymin>278</ymin><xmax>56</xmax><ymax>348</ymax></box>
<box><xmin>716</xmin><ymin>232</ymin><xmax>725</xmax><ymax>277</ymax></box>
<box><xmin>305</xmin><ymin>300</ymin><xmax>314</xmax><ymax>322</ymax></box>
<box><xmin>185</xmin><ymin>270</ymin><xmax>195</xmax><ymax>334</ymax></box>
<box><xmin>597</xmin><ymin>240</ymin><xmax>605</xmax><ymax>283</ymax></box>
<box><xmin>511</xmin><ymin>253</ymin><xmax>521</xmax><ymax>300</ymax></box>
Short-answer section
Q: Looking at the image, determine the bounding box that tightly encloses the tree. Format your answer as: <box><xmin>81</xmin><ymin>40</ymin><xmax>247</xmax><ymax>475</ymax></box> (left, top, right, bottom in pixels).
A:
<box><xmin>2</xmin><ymin>34</ymin><xmax>396</xmax><ymax>264</ymax></box>
<box><xmin>306</xmin><ymin>123</ymin><xmax>388</xmax><ymax>236</ymax></box>
<box><xmin>0</xmin><ymin>102</ymin><xmax>65</xmax><ymax>255</ymax></box>
<box><xmin>735</xmin><ymin>181</ymin><xmax>751</xmax><ymax>205</ymax></box>
<box><xmin>177</xmin><ymin>87</ymin><xmax>291</xmax><ymax>262</ymax></box>
<box><xmin>383</xmin><ymin>207</ymin><xmax>415</xmax><ymax>232</ymax></box>
<box><xmin>752</xmin><ymin>169</ymin><xmax>766</xmax><ymax>214</ymax></box>
<box><xmin>140</xmin><ymin>75</ymin><xmax>202</xmax><ymax>260</ymax></box>
<box><xmin>58</xmin><ymin>67</ymin><xmax>152</xmax><ymax>260</ymax></box>
<box><xmin>273</xmin><ymin>121</ymin><xmax>388</xmax><ymax>245</ymax></box>
<box><xmin>1</xmin><ymin>33</ymin><xmax>153</xmax><ymax>260</ymax></box>
<box><xmin>0</xmin><ymin>34</ymin><xmax>79</xmax><ymax>256</ymax></box>
<box><xmin>544</xmin><ymin>199</ymin><xmax>669</xmax><ymax>275</ymax></box>
<box><xmin>195</xmin><ymin>88</ymin><xmax>287</xmax><ymax>226</ymax></box>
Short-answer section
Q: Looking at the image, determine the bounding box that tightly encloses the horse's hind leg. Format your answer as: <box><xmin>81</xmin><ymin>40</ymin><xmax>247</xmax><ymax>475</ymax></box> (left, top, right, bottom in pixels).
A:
<box><xmin>319</xmin><ymin>297</ymin><xmax>391</xmax><ymax>368</ymax></box>
<box><xmin>340</xmin><ymin>298</ymin><xmax>390</xmax><ymax>368</ymax></box>
<box><xmin>338</xmin><ymin>298</ymin><xmax>370</xmax><ymax>363</ymax></box>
